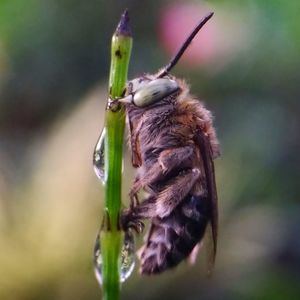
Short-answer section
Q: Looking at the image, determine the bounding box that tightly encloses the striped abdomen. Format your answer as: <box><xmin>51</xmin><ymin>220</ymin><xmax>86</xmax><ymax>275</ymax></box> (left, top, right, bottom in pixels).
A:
<box><xmin>139</xmin><ymin>194</ymin><xmax>209</xmax><ymax>274</ymax></box>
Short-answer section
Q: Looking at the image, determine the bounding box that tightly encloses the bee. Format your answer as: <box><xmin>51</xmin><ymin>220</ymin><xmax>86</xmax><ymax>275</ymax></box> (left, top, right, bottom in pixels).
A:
<box><xmin>120</xmin><ymin>12</ymin><xmax>220</xmax><ymax>275</ymax></box>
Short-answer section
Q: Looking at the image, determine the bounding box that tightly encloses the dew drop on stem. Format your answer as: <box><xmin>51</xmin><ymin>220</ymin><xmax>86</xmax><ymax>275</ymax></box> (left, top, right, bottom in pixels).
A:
<box><xmin>93</xmin><ymin>127</ymin><xmax>106</xmax><ymax>184</ymax></box>
<box><xmin>94</xmin><ymin>230</ymin><xmax>136</xmax><ymax>285</ymax></box>
<box><xmin>93</xmin><ymin>127</ymin><xmax>124</xmax><ymax>184</ymax></box>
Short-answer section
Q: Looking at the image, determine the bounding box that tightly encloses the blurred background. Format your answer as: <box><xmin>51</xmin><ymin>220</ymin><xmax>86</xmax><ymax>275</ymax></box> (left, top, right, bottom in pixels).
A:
<box><xmin>0</xmin><ymin>0</ymin><xmax>299</xmax><ymax>299</ymax></box>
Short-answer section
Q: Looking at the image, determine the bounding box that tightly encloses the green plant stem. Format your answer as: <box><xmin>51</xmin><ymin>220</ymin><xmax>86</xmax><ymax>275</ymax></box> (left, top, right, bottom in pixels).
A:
<box><xmin>100</xmin><ymin>10</ymin><xmax>132</xmax><ymax>300</ymax></box>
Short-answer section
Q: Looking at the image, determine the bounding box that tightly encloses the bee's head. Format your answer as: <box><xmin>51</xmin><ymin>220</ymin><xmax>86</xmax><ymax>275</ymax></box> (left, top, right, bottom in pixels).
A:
<box><xmin>118</xmin><ymin>12</ymin><xmax>214</xmax><ymax>108</ymax></box>
<box><xmin>119</xmin><ymin>75</ymin><xmax>179</xmax><ymax>108</ymax></box>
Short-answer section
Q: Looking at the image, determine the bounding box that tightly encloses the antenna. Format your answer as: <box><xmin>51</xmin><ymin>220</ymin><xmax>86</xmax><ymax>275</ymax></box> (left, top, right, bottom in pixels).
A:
<box><xmin>157</xmin><ymin>12</ymin><xmax>214</xmax><ymax>78</ymax></box>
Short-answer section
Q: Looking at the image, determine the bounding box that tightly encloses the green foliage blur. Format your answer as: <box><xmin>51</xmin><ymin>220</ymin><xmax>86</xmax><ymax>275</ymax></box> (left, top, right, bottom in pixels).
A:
<box><xmin>0</xmin><ymin>1</ymin><xmax>299</xmax><ymax>299</ymax></box>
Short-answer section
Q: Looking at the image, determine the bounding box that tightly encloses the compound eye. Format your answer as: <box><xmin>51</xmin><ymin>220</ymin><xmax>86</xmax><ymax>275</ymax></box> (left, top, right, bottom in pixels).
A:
<box><xmin>125</xmin><ymin>81</ymin><xmax>134</xmax><ymax>95</ymax></box>
<box><xmin>127</xmin><ymin>78</ymin><xmax>149</xmax><ymax>95</ymax></box>
<box><xmin>133</xmin><ymin>78</ymin><xmax>179</xmax><ymax>107</ymax></box>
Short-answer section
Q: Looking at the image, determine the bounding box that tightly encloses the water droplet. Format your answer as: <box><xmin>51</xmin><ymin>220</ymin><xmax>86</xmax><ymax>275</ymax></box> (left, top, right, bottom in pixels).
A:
<box><xmin>120</xmin><ymin>230</ymin><xmax>135</xmax><ymax>282</ymax></box>
<box><xmin>94</xmin><ymin>234</ymin><xmax>103</xmax><ymax>285</ymax></box>
<box><xmin>94</xmin><ymin>230</ymin><xmax>136</xmax><ymax>285</ymax></box>
<box><xmin>93</xmin><ymin>128</ymin><xmax>106</xmax><ymax>184</ymax></box>
<box><xmin>93</xmin><ymin>127</ymin><xmax>124</xmax><ymax>184</ymax></box>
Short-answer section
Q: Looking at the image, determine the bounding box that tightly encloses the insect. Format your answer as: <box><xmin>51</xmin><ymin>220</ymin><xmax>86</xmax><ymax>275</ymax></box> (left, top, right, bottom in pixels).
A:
<box><xmin>120</xmin><ymin>12</ymin><xmax>220</xmax><ymax>275</ymax></box>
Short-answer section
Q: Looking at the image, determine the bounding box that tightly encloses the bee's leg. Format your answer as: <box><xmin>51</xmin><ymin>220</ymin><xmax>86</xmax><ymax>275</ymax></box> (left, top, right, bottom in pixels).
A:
<box><xmin>127</xmin><ymin>145</ymin><xmax>195</xmax><ymax>219</ymax></box>
<box><xmin>131</xmin><ymin>168</ymin><xmax>201</xmax><ymax>220</ymax></box>
<box><xmin>129</xmin><ymin>177</ymin><xmax>140</xmax><ymax>209</ymax></box>
<box><xmin>129</xmin><ymin>145</ymin><xmax>195</xmax><ymax>196</ymax></box>
<box><xmin>155</xmin><ymin>168</ymin><xmax>201</xmax><ymax>218</ymax></box>
<box><xmin>158</xmin><ymin>145</ymin><xmax>194</xmax><ymax>173</ymax></box>
<box><xmin>121</xmin><ymin>194</ymin><xmax>158</xmax><ymax>235</ymax></box>
<box><xmin>129</xmin><ymin>194</ymin><xmax>157</xmax><ymax>219</ymax></box>
<box><xmin>127</xmin><ymin>113</ymin><xmax>149</xmax><ymax>168</ymax></box>
<box><xmin>129</xmin><ymin>193</ymin><xmax>139</xmax><ymax>210</ymax></box>
<box><xmin>121</xmin><ymin>177</ymin><xmax>145</xmax><ymax>233</ymax></box>
<box><xmin>125</xmin><ymin>146</ymin><xmax>197</xmax><ymax>225</ymax></box>
<box><xmin>120</xmin><ymin>206</ymin><xmax>145</xmax><ymax>234</ymax></box>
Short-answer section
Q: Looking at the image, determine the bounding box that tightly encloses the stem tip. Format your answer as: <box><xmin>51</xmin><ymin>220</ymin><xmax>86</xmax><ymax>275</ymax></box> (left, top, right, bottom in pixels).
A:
<box><xmin>116</xmin><ymin>9</ymin><xmax>132</xmax><ymax>37</ymax></box>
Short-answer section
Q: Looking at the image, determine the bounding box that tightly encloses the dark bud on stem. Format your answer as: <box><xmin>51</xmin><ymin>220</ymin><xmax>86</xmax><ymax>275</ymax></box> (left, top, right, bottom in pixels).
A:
<box><xmin>115</xmin><ymin>9</ymin><xmax>132</xmax><ymax>37</ymax></box>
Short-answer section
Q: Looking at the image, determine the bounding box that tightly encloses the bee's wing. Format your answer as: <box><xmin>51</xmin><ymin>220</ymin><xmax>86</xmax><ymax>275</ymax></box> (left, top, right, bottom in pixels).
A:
<box><xmin>204</xmin><ymin>222</ymin><xmax>216</xmax><ymax>275</ymax></box>
<box><xmin>195</xmin><ymin>132</ymin><xmax>218</xmax><ymax>271</ymax></box>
